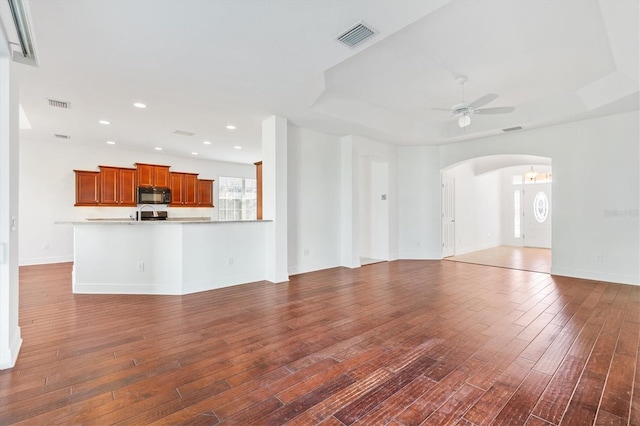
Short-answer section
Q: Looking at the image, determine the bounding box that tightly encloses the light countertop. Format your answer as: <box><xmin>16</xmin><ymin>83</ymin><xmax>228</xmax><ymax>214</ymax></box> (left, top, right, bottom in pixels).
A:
<box><xmin>57</xmin><ymin>218</ymin><xmax>270</xmax><ymax>225</ymax></box>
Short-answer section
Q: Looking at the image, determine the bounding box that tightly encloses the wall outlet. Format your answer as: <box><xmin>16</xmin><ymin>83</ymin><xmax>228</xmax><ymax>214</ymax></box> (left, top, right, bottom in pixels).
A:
<box><xmin>595</xmin><ymin>254</ymin><xmax>604</xmax><ymax>262</ymax></box>
<box><xmin>303</xmin><ymin>249</ymin><xmax>310</xmax><ymax>256</ymax></box>
<box><xmin>42</xmin><ymin>243</ymin><xmax>49</xmax><ymax>250</ymax></box>
<box><xmin>227</xmin><ymin>257</ymin><xmax>234</xmax><ymax>265</ymax></box>
<box><xmin>137</xmin><ymin>261</ymin><xmax>144</xmax><ymax>272</ymax></box>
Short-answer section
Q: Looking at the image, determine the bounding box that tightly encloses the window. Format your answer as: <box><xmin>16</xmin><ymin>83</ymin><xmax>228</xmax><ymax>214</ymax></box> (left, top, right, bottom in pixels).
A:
<box><xmin>514</xmin><ymin>189</ymin><xmax>521</xmax><ymax>238</ymax></box>
<box><xmin>533</xmin><ymin>191</ymin><xmax>549</xmax><ymax>223</ymax></box>
<box><xmin>218</xmin><ymin>177</ymin><xmax>257</xmax><ymax>221</ymax></box>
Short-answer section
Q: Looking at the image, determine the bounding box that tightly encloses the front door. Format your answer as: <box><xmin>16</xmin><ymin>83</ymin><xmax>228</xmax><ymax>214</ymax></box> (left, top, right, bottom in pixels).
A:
<box><xmin>523</xmin><ymin>183</ymin><xmax>552</xmax><ymax>248</ymax></box>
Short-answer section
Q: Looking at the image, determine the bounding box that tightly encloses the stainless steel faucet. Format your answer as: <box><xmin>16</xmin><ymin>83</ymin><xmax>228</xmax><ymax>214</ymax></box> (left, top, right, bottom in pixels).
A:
<box><xmin>137</xmin><ymin>204</ymin><xmax>158</xmax><ymax>221</ymax></box>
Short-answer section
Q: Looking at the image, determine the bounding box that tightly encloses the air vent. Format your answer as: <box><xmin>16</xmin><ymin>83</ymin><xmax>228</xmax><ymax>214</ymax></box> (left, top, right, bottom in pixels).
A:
<box><xmin>54</xmin><ymin>133</ymin><xmax>70</xmax><ymax>139</ymax></box>
<box><xmin>502</xmin><ymin>126</ymin><xmax>523</xmax><ymax>132</ymax></box>
<box><xmin>48</xmin><ymin>99</ymin><xmax>70</xmax><ymax>109</ymax></box>
<box><xmin>174</xmin><ymin>130</ymin><xmax>195</xmax><ymax>136</ymax></box>
<box><xmin>336</xmin><ymin>21</ymin><xmax>376</xmax><ymax>48</ymax></box>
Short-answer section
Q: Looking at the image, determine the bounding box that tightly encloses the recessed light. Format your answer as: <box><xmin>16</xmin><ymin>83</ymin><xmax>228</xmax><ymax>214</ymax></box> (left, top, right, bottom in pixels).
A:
<box><xmin>234</xmin><ymin>145</ymin><xmax>242</xmax><ymax>150</ymax></box>
<box><xmin>99</xmin><ymin>120</ymin><xmax>111</xmax><ymax>125</ymax></box>
<box><xmin>191</xmin><ymin>152</ymin><xmax>198</xmax><ymax>156</ymax></box>
<box><xmin>154</xmin><ymin>147</ymin><xmax>162</xmax><ymax>151</ymax></box>
<box><xmin>106</xmin><ymin>141</ymin><xmax>116</xmax><ymax>145</ymax></box>
<box><xmin>133</xmin><ymin>102</ymin><xmax>147</xmax><ymax>109</ymax></box>
<box><xmin>203</xmin><ymin>141</ymin><xmax>212</xmax><ymax>145</ymax></box>
<box><xmin>226</xmin><ymin>125</ymin><xmax>236</xmax><ymax>130</ymax></box>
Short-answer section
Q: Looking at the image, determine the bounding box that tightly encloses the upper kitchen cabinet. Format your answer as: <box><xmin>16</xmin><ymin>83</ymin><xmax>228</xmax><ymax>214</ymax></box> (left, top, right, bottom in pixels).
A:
<box><xmin>74</xmin><ymin>162</ymin><xmax>214</xmax><ymax>208</ymax></box>
<box><xmin>135</xmin><ymin>163</ymin><xmax>171</xmax><ymax>188</ymax></box>
<box><xmin>74</xmin><ymin>170</ymin><xmax>100</xmax><ymax>206</ymax></box>
<box><xmin>99</xmin><ymin>166</ymin><xmax>137</xmax><ymax>206</ymax></box>
<box><xmin>197</xmin><ymin>179</ymin><xmax>214</xmax><ymax>207</ymax></box>
<box><xmin>170</xmin><ymin>172</ymin><xmax>198</xmax><ymax>206</ymax></box>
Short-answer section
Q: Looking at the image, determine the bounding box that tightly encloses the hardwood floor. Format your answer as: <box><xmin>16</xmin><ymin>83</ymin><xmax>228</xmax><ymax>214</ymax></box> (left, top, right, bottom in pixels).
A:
<box><xmin>1</xmin><ymin>260</ymin><xmax>639</xmax><ymax>425</ymax></box>
<box><xmin>445</xmin><ymin>246</ymin><xmax>552</xmax><ymax>274</ymax></box>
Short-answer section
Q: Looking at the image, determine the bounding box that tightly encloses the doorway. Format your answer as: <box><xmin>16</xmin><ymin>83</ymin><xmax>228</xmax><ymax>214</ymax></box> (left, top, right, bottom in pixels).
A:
<box><xmin>359</xmin><ymin>158</ymin><xmax>389</xmax><ymax>265</ymax></box>
<box><xmin>441</xmin><ymin>176</ymin><xmax>455</xmax><ymax>257</ymax></box>
<box><xmin>441</xmin><ymin>156</ymin><xmax>552</xmax><ymax>272</ymax></box>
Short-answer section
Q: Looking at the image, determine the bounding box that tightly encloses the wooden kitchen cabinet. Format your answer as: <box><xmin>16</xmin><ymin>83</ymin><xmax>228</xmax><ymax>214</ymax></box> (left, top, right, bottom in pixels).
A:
<box><xmin>119</xmin><ymin>168</ymin><xmax>137</xmax><ymax>205</ymax></box>
<box><xmin>99</xmin><ymin>166</ymin><xmax>137</xmax><ymax>206</ymax></box>
<box><xmin>75</xmin><ymin>162</ymin><xmax>212</xmax><ymax>208</ymax></box>
<box><xmin>74</xmin><ymin>170</ymin><xmax>100</xmax><ymax>206</ymax></box>
<box><xmin>170</xmin><ymin>172</ymin><xmax>198</xmax><ymax>206</ymax></box>
<box><xmin>135</xmin><ymin>163</ymin><xmax>170</xmax><ymax>188</ymax></box>
<box><xmin>197</xmin><ymin>179</ymin><xmax>214</xmax><ymax>207</ymax></box>
<box><xmin>254</xmin><ymin>161</ymin><xmax>262</xmax><ymax>220</ymax></box>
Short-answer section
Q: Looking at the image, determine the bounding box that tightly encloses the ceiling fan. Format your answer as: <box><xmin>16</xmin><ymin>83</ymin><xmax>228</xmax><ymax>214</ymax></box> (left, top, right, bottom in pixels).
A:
<box><xmin>435</xmin><ymin>76</ymin><xmax>515</xmax><ymax>128</ymax></box>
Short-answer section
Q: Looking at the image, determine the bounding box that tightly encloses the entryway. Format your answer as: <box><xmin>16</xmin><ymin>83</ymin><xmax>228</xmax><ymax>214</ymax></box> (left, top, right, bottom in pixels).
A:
<box><xmin>441</xmin><ymin>155</ymin><xmax>552</xmax><ymax>273</ymax></box>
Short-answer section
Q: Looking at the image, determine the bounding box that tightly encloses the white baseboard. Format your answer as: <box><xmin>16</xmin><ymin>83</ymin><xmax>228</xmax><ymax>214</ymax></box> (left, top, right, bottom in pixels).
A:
<box><xmin>550</xmin><ymin>267</ymin><xmax>639</xmax><ymax>286</ymax></box>
<box><xmin>19</xmin><ymin>255</ymin><xmax>73</xmax><ymax>266</ymax></box>
<box><xmin>0</xmin><ymin>327</ymin><xmax>22</xmax><ymax>370</ymax></box>
<box><xmin>289</xmin><ymin>261</ymin><xmax>341</xmax><ymax>276</ymax></box>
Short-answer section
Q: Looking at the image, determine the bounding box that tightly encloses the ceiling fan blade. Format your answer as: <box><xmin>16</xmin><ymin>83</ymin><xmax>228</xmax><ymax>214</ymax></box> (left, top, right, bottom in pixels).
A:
<box><xmin>468</xmin><ymin>93</ymin><xmax>498</xmax><ymax>109</ymax></box>
<box><xmin>474</xmin><ymin>106</ymin><xmax>516</xmax><ymax>115</ymax></box>
<box><xmin>428</xmin><ymin>108</ymin><xmax>453</xmax><ymax>112</ymax></box>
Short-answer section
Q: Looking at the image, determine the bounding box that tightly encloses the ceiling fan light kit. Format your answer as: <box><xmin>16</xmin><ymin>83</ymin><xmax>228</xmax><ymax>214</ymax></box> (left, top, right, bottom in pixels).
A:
<box><xmin>441</xmin><ymin>75</ymin><xmax>515</xmax><ymax>129</ymax></box>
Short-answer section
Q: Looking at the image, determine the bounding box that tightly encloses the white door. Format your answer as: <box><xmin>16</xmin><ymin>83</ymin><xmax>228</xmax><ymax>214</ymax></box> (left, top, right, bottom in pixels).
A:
<box><xmin>523</xmin><ymin>183</ymin><xmax>552</xmax><ymax>248</ymax></box>
<box><xmin>442</xmin><ymin>176</ymin><xmax>455</xmax><ymax>257</ymax></box>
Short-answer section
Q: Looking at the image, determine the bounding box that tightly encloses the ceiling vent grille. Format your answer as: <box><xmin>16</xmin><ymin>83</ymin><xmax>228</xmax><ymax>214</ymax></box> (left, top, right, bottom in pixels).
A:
<box><xmin>54</xmin><ymin>133</ymin><xmax>70</xmax><ymax>139</ymax></box>
<box><xmin>49</xmin><ymin>99</ymin><xmax>70</xmax><ymax>109</ymax></box>
<box><xmin>174</xmin><ymin>130</ymin><xmax>195</xmax><ymax>136</ymax></box>
<box><xmin>336</xmin><ymin>21</ymin><xmax>376</xmax><ymax>48</ymax></box>
<box><xmin>502</xmin><ymin>126</ymin><xmax>523</xmax><ymax>132</ymax></box>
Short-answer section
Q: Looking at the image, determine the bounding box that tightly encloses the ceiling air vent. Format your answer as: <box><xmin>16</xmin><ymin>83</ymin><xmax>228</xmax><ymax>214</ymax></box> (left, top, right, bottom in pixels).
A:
<box><xmin>174</xmin><ymin>130</ymin><xmax>195</xmax><ymax>136</ymax></box>
<box><xmin>502</xmin><ymin>126</ymin><xmax>523</xmax><ymax>132</ymax></box>
<box><xmin>54</xmin><ymin>133</ymin><xmax>70</xmax><ymax>139</ymax></box>
<box><xmin>336</xmin><ymin>21</ymin><xmax>376</xmax><ymax>48</ymax></box>
<box><xmin>48</xmin><ymin>99</ymin><xmax>70</xmax><ymax>109</ymax></box>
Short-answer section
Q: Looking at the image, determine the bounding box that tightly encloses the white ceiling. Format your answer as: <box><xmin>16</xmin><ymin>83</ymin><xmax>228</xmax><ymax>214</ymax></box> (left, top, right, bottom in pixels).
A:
<box><xmin>3</xmin><ymin>0</ymin><xmax>638</xmax><ymax>165</ymax></box>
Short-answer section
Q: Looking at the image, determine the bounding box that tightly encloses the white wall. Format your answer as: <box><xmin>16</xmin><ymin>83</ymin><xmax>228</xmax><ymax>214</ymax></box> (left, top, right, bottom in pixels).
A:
<box><xmin>350</xmin><ymin>135</ymin><xmax>399</xmax><ymax>261</ymax></box>
<box><xmin>397</xmin><ymin>146</ymin><xmax>441</xmax><ymax>259</ymax></box>
<box><xmin>18</xmin><ymin>138</ymin><xmax>254</xmax><ymax>265</ymax></box>
<box><xmin>443</xmin><ymin>162</ymin><xmax>503</xmax><ymax>255</ymax></box>
<box><xmin>287</xmin><ymin>125</ymin><xmax>342</xmax><ymax>275</ymax></box>
<box><xmin>398</xmin><ymin>111</ymin><xmax>639</xmax><ymax>285</ymax></box>
<box><xmin>0</xmin><ymin>40</ymin><xmax>22</xmax><ymax>369</ymax></box>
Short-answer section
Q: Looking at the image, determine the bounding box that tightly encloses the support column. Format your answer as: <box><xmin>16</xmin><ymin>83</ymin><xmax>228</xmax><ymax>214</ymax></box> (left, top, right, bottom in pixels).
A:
<box><xmin>340</xmin><ymin>136</ymin><xmax>359</xmax><ymax>268</ymax></box>
<box><xmin>262</xmin><ymin>116</ymin><xmax>289</xmax><ymax>283</ymax></box>
<box><xmin>0</xmin><ymin>48</ymin><xmax>22</xmax><ymax>369</ymax></box>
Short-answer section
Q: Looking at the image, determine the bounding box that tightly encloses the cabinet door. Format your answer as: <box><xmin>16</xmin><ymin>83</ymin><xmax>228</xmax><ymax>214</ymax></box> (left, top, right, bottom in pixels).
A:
<box><xmin>197</xmin><ymin>179</ymin><xmax>214</xmax><ymax>207</ymax></box>
<box><xmin>155</xmin><ymin>166</ymin><xmax>171</xmax><ymax>188</ymax></box>
<box><xmin>119</xmin><ymin>168</ymin><xmax>137</xmax><ymax>206</ymax></box>
<box><xmin>75</xmin><ymin>171</ymin><xmax>100</xmax><ymax>205</ymax></box>
<box><xmin>184</xmin><ymin>174</ymin><xmax>198</xmax><ymax>205</ymax></box>
<box><xmin>169</xmin><ymin>173</ymin><xmax>184</xmax><ymax>205</ymax></box>
<box><xmin>136</xmin><ymin>164</ymin><xmax>154</xmax><ymax>187</ymax></box>
<box><xmin>99</xmin><ymin>167</ymin><xmax>119</xmax><ymax>205</ymax></box>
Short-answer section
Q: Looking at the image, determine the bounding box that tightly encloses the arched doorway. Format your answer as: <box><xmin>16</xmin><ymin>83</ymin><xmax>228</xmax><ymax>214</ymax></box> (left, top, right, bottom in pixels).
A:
<box><xmin>441</xmin><ymin>155</ymin><xmax>552</xmax><ymax>273</ymax></box>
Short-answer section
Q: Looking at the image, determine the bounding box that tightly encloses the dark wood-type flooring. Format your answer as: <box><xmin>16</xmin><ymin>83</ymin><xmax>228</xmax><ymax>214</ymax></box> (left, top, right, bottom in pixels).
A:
<box><xmin>1</xmin><ymin>260</ymin><xmax>639</xmax><ymax>425</ymax></box>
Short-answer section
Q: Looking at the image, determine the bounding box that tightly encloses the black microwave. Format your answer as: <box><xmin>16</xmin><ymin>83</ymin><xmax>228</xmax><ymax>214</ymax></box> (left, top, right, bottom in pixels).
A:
<box><xmin>137</xmin><ymin>187</ymin><xmax>171</xmax><ymax>204</ymax></box>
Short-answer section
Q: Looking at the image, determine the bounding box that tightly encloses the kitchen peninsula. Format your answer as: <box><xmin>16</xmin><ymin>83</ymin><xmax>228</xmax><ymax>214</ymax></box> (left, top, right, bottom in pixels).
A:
<box><xmin>64</xmin><ymin>219</ymin><xmax>269</xmax><ymax>295</ymax></box>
